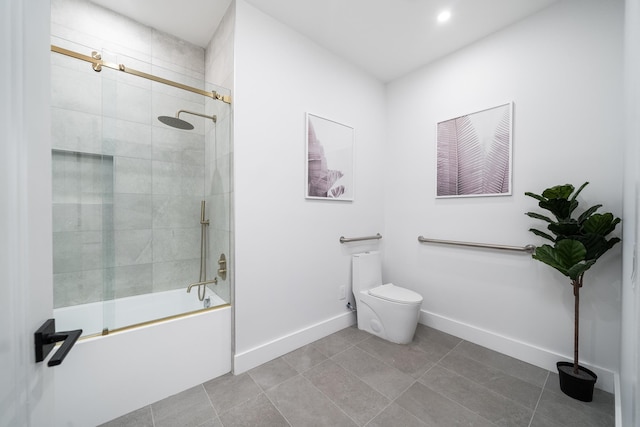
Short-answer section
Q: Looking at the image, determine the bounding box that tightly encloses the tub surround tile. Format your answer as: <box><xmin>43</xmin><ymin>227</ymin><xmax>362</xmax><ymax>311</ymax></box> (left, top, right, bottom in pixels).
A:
<box><xmin>113</xmin><ymin>194</ymin><xmax>153</xmax><ymax>230</ymax></box>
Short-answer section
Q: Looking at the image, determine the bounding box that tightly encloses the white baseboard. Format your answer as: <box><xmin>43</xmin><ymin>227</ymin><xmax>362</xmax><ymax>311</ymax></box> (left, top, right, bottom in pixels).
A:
<box><xmin>420</xmin><ymin>309</ymin><xmax>616</xmax><ymax>394</ymax></box>
<box><xmin>234</xmin><ymin>311</ymin><xmax>356</xmax><ymax>374</ymax></box>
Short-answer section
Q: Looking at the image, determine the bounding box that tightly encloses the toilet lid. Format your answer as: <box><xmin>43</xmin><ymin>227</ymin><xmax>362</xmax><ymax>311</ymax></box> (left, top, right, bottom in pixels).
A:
<box><xmin>368</xmin><ymin>284</ymin><xmax>423</xmax><ymax>304</ymax></box>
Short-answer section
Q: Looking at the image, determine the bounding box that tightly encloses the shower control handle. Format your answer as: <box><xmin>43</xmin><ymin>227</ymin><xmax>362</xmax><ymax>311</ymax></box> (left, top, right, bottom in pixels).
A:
<box><xmin>34</xmin><ymin>319</ymin><xmax>83</xmax><ymax>367</ymax></box>
<box><xmin>217</xmin><ymin>254</ymin><xmax>227</xmax><ymax>280</ymax></box>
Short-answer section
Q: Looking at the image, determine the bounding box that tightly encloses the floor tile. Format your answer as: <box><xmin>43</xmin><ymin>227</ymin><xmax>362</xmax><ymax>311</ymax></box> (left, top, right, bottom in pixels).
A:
<box><xmin>333</xmin><ymin>325</ymin><xmax>373</xmax><ymax>345</ymax></box>
<box><xmin>304</xmin><ymin>359</ymin><xmax>390</xmax><ymax>425</ymax></box>
<box><xmin>409</xmin><ymin>325</ymin><xmax>463</xmax><ymax>362</ymax></box>
<box><xmin>452</xmin><ymin>341</ymin><xmax>549</xmax><ymax>388</ymax></box>
<box><xmin>98</xmin><ymin>406</ymin><xmax>153</xmax><ymax>427</ymax></box>
<box><xmin>332</xmin><ymin>345</ymin><xmax>415</xmax><ymax>399</ymax></box>
<box><xmin>151</xmin><ymin>385</ymin><xmax>215</xmax><ymax>427</ymax></box>
<box><xmin>534</xmin><ymin>384</ymin><xmax>615</xmax><ymax>427</ymax></box>
<box><xmin>218</xmin><ymin>393</ymin><xmax>290</xmax><ymax>427</ymax></box>
<box><xmin>395</xmin><ymin>382</ymin><xmax>492</xmax><ymax>427</ymax></box>
<box><xmin>419</xmin><ymin>365</ymin><xmax>532</xmax><ymax>427</ymax></box>
<box><xmin>365</xmin><ymin>402</ymin><xmax>426</xmax><ymax>427</ymax></box>
<box><xmin>311</xmin><ymin>332</ymin><xmax>354</xmax><ymax>357</ymax></box>
<box><xmin>438</xmin><ymin>350</ymin><xmax>543</xmax><ymax>409</ymax></box>
<box><xmin>98</xmin><ymin>326</ymin><xmax>615</xmax><ymax>427</ymax></box>
<box><xmin>282</xmin><ymin>344</ymin><xmax>328</xmax><ymax>373</ymax></box>
<box><xmin>266</xmin><ymin>375</ymin><xmax>358</xmax><ymax>427</ymax></box>
<box><xmin>357</xmin><ymin>335</ymin><xmax>434</xmax><ymax>378</ymax></box>
<box><xmin>248</xmin><ymin>357</ymin><xmax>298</xmax><ymax>390</ymax></box>
<box><xmin>203</xmin><ymin>372</ymin><xmax>262</xmax><ymax>415</ymax></box>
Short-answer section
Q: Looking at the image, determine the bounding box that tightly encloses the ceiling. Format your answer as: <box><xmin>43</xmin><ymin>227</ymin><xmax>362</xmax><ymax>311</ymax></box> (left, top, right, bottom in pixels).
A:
<box><xmin>90</xmin><ymin>0</ymin><xmax>559</xmax><ymax>82</ymax></box>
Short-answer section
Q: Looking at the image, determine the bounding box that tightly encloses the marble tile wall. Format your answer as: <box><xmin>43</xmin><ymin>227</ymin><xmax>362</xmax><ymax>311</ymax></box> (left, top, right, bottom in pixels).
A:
<box><xmin>51</xmin><ymin>0</ymin><xmax>232</xmax><ymax>308</ymax></box>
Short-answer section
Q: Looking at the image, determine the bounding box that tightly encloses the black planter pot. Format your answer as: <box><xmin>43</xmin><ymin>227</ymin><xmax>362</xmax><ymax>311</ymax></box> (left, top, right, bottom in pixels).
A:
<box><xmin>556</xmin><ymin>361</ymin><xmax>597</xmax><ymax>402</ymax></box>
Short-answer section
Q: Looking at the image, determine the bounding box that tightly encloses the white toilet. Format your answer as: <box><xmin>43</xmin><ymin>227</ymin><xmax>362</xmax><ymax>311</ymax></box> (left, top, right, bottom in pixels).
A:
<box><xmin>352</xmin><ymin>251</ymin><xmax>423</xmax><ymax>344</ymax></box>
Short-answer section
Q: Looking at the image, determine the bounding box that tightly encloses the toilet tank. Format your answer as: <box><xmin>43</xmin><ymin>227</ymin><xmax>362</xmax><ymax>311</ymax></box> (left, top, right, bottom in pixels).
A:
<box><xmin>352</xmin><ymin>251</ymin><xmax>383</xmax><ymax>293</ymax></box>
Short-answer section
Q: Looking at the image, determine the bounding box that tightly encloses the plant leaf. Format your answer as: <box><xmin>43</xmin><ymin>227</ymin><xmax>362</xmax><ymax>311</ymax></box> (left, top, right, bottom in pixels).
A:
<box><xmin>566</xmin><ymin>260</ymin><xmax>596</xmax><ymax>280</ymax></box>
<box><xmin>455</xmin><ymin>115</ymin><xmax>484</xmax><ymax>195</ymax></box>
<box><xmin>555</xmin><ymin>239</ymin><xmax>587</xmax><ymax>268</ymax></box>
<box><xmin>539</xmin><ymin>198</ymin><xmax>573</xmax><ymax>220</ymax></box>
<box><xmin>542</xmin><ymin>184</ymin><xmax>574</xmax><ymax>200</ymax></box>
<box><xmin>483</xmin><ymin>108</ymin><xmax>511</xmax><ymax>194</ymax></box>
<box><xmin>525</xmin><ymin>192</ymin><xmax>545</xmax><ymax>202</ymax></box>
<box><xmin>548</xmin><ymin>221</ymin><xmax>580</xmax><ymax>237</ymax></box>
<box><xmin>529</xmin><ymin>228</ymin><xmax>556</xmax><ymax>242</ymax></box>
<box><xmin>570</xmin><ymin>182</ymin><xmax>589</xmax><ymax>202</ymax></box>
<box><xmin>578</xmin><ymin>204</ymin><xmax>602</xmax><ymax>224</ymax></box>
<box><xmin>583</xmin><ymin>213</ymin><xmax>621</xmax><ymax>236</ymax></box>
<box><xmin>525</xmin><ymin>212</ymin><xmax>553</xmax><ymax>223</ymax></box>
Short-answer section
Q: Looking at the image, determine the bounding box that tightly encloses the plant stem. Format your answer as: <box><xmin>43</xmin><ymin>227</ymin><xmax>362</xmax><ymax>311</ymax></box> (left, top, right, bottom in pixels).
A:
<box><xmin>573</xmin><ymin>275</ymin><xmax>583</xmax><ymax>375</ymax></box>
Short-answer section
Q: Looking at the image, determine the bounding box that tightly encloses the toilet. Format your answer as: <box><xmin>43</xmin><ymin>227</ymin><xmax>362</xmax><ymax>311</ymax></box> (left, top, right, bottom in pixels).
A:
<box><xmin>352</xmin><ymin>251</ymin><xmax>423</xmax><ymax>344</ymax></box>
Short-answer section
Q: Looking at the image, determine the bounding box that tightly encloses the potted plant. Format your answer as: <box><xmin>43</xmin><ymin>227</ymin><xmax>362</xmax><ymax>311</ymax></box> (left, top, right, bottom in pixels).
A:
<box><xmin>525</xmin><ymin>182</ymin><xmax>620</xmax><ymax>402</ymax></box>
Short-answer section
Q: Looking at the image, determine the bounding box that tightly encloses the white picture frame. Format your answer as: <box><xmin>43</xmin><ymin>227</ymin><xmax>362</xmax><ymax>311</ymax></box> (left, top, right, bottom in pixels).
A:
<box><xmin>436</xmin><ymin>102</ymin><xmax>513</xmax><ymax>198</ymax></box>
<box><xmin>306</xmin><ymin>113</ymin><xmax>355</xmax><ymax>201</ymax></box>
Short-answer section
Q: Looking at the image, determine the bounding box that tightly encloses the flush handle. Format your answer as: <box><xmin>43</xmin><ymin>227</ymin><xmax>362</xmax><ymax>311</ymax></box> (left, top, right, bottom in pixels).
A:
<box><xmin>34</xmin><ymin>319</ymin><xmax>82</xmax><ymax>367</ymax></box>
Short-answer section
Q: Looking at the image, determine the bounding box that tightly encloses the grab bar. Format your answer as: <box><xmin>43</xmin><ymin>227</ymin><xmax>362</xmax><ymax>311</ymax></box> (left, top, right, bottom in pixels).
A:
<box><xmin>186</xmin><ymin>278</ymin><xmax>218</xmax><ymax>293</ymax></box>
<box><xmin>417</xmin><ymin>236</ymin><xmax>536</xmax><ymax>254</ymax></box>
<box><xmin>340</xmin><ymin>233</ymin><xmax>382</xmax><ymax>244</ymax></box>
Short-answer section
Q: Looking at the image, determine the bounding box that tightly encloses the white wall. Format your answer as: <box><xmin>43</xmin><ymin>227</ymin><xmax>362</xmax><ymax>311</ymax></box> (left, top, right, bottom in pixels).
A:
<box><xmin>233</xmin><ymin>0</ymin><xmax>387</xmax><ymax>371</ymax></box>
<box><xmin>0</xmin><ymin>1</ymin><xmax>54</xmax><ymax>426</ymax></box>
<box><xmin>621</xmin><ymin>0</ymin><xmax>640</xmax><ymax>423</ymax></box>
<box><xmin>384</xmin><ymin>0</ymin><xmax>624</xmax><ymax>392</ymax></box>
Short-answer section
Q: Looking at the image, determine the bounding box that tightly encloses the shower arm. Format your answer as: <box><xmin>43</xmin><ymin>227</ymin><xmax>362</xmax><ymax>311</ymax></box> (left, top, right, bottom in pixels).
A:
<box><xmin>177</xmin><ymin>109</ymin><xmax>217</xmax><ymax>123</ymax></box>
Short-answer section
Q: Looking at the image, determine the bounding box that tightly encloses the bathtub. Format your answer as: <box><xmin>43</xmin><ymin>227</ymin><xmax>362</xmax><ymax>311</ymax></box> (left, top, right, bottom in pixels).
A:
<box><xmin>54</xmin><ymin>286</ymin><xmax>227</xmax><ymax>336</ymax></box>
<box><xmin>52</xmin><ymin>287</ymin><xmax>232</xmax><ymax>427</ymax></box>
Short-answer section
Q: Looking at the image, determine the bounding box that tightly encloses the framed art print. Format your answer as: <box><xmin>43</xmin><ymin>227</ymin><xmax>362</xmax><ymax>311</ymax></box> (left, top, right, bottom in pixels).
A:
<box><xmin>306</xmin><ymin>113</ymin><xmax>354</xmax><ymax>201</ymax></box>
<box><xmin>436</xmin><ymin>102</ymin><xmax>513</xmax><ymax>198</ymax></box>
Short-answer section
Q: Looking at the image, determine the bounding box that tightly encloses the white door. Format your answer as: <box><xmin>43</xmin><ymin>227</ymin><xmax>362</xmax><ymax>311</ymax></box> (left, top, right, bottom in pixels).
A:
<box><xmin>0</xmin><ymin>2</ymin><xmax>56</xmax><ymax>426</ymax></box>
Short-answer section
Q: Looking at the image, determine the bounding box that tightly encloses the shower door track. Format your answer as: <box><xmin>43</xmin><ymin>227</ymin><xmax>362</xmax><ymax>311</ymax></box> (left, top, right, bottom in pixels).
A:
<box><xmin>50</xmin><ymin>44</ymin><xmax>232</xmax><ymax>104</ymax></box>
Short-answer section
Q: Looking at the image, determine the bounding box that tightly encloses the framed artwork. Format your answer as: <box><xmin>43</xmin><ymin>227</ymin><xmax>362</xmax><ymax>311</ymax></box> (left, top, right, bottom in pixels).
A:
<box><xmin>306</xmin><ymin>113</ymin><xmax>354</xmax><ymax>201</ymax></box>
<box><xmin>436</xmin><ymin>102</ymin><xmax>513</xmax><ymax>198</ymax></box>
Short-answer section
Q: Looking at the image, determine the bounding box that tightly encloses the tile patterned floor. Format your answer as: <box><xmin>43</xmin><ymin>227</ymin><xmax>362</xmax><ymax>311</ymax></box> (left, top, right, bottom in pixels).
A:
<box><xmin>101</xmin><ymin>325</ymin><xmax>615</xmax><ymax>427</ymax></box>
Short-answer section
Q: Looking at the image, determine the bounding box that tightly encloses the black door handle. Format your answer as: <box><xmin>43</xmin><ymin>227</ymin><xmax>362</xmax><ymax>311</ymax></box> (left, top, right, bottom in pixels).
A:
<box><xmin>35</xmin><ymin>319</ymin><xmax>82</xmax><ymax>367</ymax></box>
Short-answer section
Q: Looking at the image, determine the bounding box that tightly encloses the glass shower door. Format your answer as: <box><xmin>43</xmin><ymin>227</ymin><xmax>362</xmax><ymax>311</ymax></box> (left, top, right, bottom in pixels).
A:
<box><xmin>51</xmin><ymin>41</ymin><xmax>232</xmax><ymax>337</ymax></box>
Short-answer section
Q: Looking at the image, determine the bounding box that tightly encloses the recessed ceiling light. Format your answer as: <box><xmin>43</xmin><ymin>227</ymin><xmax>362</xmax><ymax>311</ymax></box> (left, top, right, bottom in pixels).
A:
<box><xmin>437</xmin><ymin>10</ymin><xmax>451</xmax><ymax>23</ymax></box>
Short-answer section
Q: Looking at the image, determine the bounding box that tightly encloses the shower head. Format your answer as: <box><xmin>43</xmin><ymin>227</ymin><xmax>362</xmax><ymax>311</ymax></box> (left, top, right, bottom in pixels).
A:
<box><xmin>158</xmin><ymin>115</ymin><xmax>194</xmax><ymax>130</ymax></box>
<box><xmin>157</xmin><ymin>109</ymin><xmax>217</xmax><ymax>130</ymax></box>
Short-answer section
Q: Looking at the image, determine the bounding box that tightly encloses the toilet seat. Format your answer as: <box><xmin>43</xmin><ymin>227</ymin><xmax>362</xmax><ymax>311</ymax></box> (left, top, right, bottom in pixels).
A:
<box><xmin>368</xmin><ymin>283</ymin><xmax>422</xmax><ymax>304</ymax></box>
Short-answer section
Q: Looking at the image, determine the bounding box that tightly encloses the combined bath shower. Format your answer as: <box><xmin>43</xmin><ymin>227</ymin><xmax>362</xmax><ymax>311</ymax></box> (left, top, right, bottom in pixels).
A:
<box><xmin>158</xmin><ymin>109</ymin><xmax>217</xmax><ymax>130</ymax></box>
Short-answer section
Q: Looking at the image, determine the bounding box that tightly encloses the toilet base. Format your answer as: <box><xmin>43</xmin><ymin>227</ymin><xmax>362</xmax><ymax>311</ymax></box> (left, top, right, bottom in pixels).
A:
<box><xmin>355</xmin><ymin>294</ymin><xmax>420</xmax><ymax>344</ymax></box>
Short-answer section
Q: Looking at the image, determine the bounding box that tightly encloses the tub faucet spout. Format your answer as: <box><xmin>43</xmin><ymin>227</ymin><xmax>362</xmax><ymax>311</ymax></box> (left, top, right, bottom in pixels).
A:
<box><xmin>187</xmin><ymin>278</ymin><xmax>218</xmax><ymax>293</ymax></box>
<box><xmin>187</xmin><ymin>277</ymin><xmax>218</xmax><ymax>293</ymax></box>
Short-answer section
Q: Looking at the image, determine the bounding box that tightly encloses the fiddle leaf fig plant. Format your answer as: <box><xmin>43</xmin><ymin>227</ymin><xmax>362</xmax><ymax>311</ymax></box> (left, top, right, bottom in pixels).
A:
<box><xmin>525</xmin><ymin>182</ymin><xmax>620</xmax><ymax>376</ymax></box>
